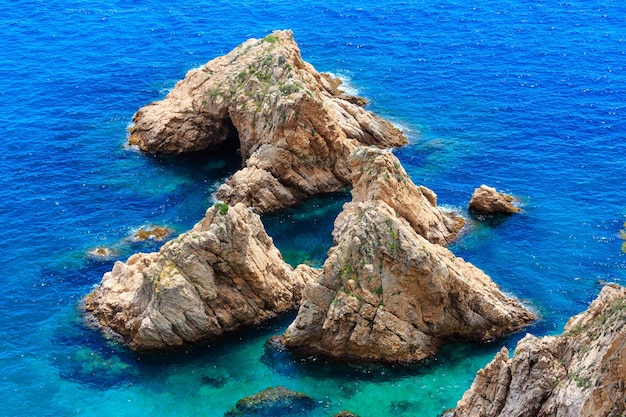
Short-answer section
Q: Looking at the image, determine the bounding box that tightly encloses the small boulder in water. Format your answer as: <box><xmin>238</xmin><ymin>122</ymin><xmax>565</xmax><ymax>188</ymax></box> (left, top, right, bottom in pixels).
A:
<box><xmin>469</xmin><ymin>184</ymin><xmax>520</xmax><ymax>215</ymax></box>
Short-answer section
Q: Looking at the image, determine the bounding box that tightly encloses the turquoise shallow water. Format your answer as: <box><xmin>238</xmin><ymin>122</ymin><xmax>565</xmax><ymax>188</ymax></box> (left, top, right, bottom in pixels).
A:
<box><xmin>1</xmin><ymin>1</ymin><xmax>625</xmax><ymax>416</ymax></box>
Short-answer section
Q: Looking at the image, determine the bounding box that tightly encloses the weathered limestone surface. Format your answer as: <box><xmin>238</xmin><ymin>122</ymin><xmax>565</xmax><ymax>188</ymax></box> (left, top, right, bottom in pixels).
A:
<box><xmin>128</xmin><ymin>30</ymin><xmax>407</xmax><ymax>213</ymax></box>
<box><xmin>469</xmin><ymin>184</ymin><xmax>520</xmax><ymax>215</ymax></box>
<box><xmin>84</xmin><ymin>203</ymin><xmax>319</xmax><ymax>351</ymax></box>
<box><xmin>449</xmin><ymin>285</ymin><xmax>626</xmax><ymax>417</ymax></box>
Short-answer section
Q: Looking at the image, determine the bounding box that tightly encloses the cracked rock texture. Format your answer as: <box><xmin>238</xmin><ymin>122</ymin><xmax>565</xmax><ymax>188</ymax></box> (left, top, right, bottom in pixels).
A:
<box><xmin>128</xmin><ymin>30</ymin><xmax>406</xmax><ymax>213</ymax></box>
<box><xmin>84</xmin><ymin>203</ymin><xmax>318</xmax><ymax>351</ymax></box>
<box><xmin>449</xmin><ymin>285</ymin><xmax>626</xmax><ymax>417</ymax></box>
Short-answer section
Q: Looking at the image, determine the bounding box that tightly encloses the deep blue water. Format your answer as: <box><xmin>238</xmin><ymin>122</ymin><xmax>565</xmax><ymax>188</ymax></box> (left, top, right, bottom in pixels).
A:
<box><xmin>1</xmin><ymin>1</ymin><xmax>625</xmax><ymax>416</ymax></box>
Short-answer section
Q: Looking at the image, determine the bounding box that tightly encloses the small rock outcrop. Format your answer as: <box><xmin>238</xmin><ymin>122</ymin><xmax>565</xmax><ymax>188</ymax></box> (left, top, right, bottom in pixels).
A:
<box><xmin>129</xmin><ymin>30</ymin><xmax>406</xmax><ymax>213</ymax></box>
<box><xmin>449</xmin><ymin>284</ymin><xmax>626</xmax><ymax>417</ymax></box>
<box><xmin>469</xmin><ymin>185</ymin><xmax>520</xmax><ymax>215</ymax></box>
<box><xmin>350</xmin><ymin>147</ymin><xmax>464</xmax><ymax>245</ymax></box>
<box><xmin>84</xmin><ymin>203</ymin><xmax>319</xmax><ymax>351</ymax></box>
<box><xmin>282</xmin><ymin>197</ymin><xmax>534</xmax><ymax>362</ymax></box>
<box><xmin>225</xmin><ymin>386</ymin><xmax>316</xmax><ymax>417</ymax></box>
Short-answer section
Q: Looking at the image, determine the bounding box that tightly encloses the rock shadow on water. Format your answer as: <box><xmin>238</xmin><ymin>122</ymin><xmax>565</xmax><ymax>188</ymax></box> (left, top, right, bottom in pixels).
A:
<box><xmin>51</xmin><ymin>320</ymin><xmax>141</xmax><ymax>389</ymax></box>
<box><xmin>469</xmin><ymin>211</ymin><xmax>516</xmax><ymax>228</ymax></box>
<box><xmin>148</xmin><ymin>136</ymin><xmax>243</xmax><ymax>181</ymax></box>
<box><xmin>262</xmin><ymin>333</ymin><xmax>455</xmax><ymax>385</ymax></box>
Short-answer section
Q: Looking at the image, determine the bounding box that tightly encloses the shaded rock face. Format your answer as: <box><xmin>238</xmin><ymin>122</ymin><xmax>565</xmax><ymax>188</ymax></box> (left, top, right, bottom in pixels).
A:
<box><xmin>129</xmin><ymin>30</ymin><xmax>407</xmax><ymax>213</ymax></box>
<box><xmin>84</xmin><ymin>203</ymin><xmax>319</xmax><ymax>351</ymax></box>
<box><xmin>450</xmin><ymin>285</ymin><xmax>626</xmax><ymax>417</ymax></box>
<box><xmin>224</xmin><ymin>386</ymin><xmax>316</xmax><ymax>417</ymax></box>
<box><xmin>350</xmin><ymin>147</ymin><xmax>464</xmax><ymax>245</ymax></box>
<box><xmin>282</xmin><ymin>199</ymin><xmax>534</xmax><ymax>363</ymax></box>
<box><xmin>469</xmin><ymin>184</ymin><xmax>520</xmax><ymax>215</ymax></box>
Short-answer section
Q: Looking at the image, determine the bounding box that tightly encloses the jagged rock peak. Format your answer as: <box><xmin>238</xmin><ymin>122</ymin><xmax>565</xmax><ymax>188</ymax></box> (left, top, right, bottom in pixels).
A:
<box><xmin>469</xmin><ymin>184</ymin><xmax>520</xmax><ymax>215</ymax></box>
<box><xmin>128</xmin><ymin>30</ymin><xmax>407</xmax><ymax>213</ymax></box>
<box><xmin>281</xmin><ymin>200</ymin><xmax>534</xmax><ymax>363</ymax></box>
<box><xmin>83</xmin><ymin>202</ymin><xmax>319</xmax><ymax>351</ymax></box>
<box><xmin>449</xmin><ymin>284</ymin><xmax>626</xmax><ymax>417</ymax></box>
<box><xmin>350</xmin><ymin>146</ymin><xmax>464</xmax><ymax>244</ymax></box>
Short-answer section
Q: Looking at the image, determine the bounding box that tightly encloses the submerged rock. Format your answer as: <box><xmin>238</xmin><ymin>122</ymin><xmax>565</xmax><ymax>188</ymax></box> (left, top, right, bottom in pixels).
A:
<box><xmin>225</xmin><ymin>386</ymin><xmax>316</xmax><ymax>417</ymax></box>
<box><xmin>128</xmin><ymin>225</ymin><xmax>173</xmax><ymax>242</ymax></box>
<box><xmin>334</xmin><ymin>411</ymin><xmax>360</xmax><ymax>417</ymax></box>
<box><xmin>86</xmin><ymin>246</ymin><xmax>119</xmax><ymax>261</ymax></box>
<box><xmin>449</xmin><ymin>284</ymin><xmax>626</xmax><ymax>417</ymax></box>
<box><xmin>129</xmin><ymin>30</ymin><xmax>407</xmax><ymax>213</ymax></box>
<box><xmin>84</xmin><ymin>203</ymin><xmax>319</xmax><ymax>351</ymax></box>
<box><xmin>469</xmin><ymin>185</ymin><xmax>520</xmax><ymax>215</ymax></box>
<box><xmin>282</xmin><ymin>199</ymin><xmax>534</xmax><ymax>363</ymax></box>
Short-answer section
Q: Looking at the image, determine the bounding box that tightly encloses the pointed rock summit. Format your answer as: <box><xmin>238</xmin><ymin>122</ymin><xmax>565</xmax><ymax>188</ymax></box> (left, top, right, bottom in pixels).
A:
<box><xmin>350</xmin><ymin>147</ymin><xmax>464</xmax><ymax>245</ymax></box>
<box><xmin>84</xmin><ymin>203</ymin><xmax>318</xmax><ymax>351</ymax></box>
<box><xmin>129</xmin><ymin>30</ymin><xmax>407</xmax><ymax>213</ymax></box>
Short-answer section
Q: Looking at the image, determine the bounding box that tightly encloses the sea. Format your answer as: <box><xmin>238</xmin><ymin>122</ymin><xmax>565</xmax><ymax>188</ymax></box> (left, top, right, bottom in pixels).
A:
<box><xmin>1</xmin><ymin>1</ymin><xmax>624</xmax><ymax>416</ymax></box>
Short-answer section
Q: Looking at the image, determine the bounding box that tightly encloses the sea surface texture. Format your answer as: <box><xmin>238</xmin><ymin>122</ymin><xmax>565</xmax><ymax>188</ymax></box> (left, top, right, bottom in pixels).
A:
<box><xmin>1</xmin><ymin>1</ymin><xmax>625</xmax><ymax>416</ymax></box>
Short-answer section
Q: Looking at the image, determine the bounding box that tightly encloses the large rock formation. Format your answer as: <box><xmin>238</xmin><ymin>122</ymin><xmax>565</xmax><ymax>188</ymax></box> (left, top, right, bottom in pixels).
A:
<box><xmin>84</xmin><ymin>203</ymin><xmax>318</xmax><ymax>351</ymax></box>
<box><xmin>449</xmin><ymin>284</ymin><xmax>626</xmax><ymax>417</ymax></box>
<box><xmin>129</xmin><ymin>30</ymin><xmax>407</xmax><ymax>213</ymax></box>
<box><xmin>469</xmin><ymin>185</ymin><xmax>520</xmax><ymax>215</ymax></box>
<box><xmin>281</xmin><ymin>151</ymin><xmax>533</xmax><ymax>362</ymax></box>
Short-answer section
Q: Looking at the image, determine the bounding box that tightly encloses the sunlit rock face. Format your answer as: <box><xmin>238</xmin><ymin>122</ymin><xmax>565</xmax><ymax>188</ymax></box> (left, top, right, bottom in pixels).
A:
<box><xmin>282</xmin><ymin>174</ymin><xmax>533</xmax><ymax>363</ymax></box>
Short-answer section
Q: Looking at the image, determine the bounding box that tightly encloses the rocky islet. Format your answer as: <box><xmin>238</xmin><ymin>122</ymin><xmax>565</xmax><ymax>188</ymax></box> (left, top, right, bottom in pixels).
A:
<box><xmin>280</xmin><ymin>148</ymin><xmax>534</xmax><ymax>362</ymax></box>
<box><xmin>128</xmin><ymin>29</ymin><xmax>406</xmax><ymax>214</ymax></box>
<box><xmin>84</xmin><ymin>202</ymin><xmax>318</xmax><ymax>351</ymax></box>
<box><xmin>79</xmin><ymin>29</ymin><xmax>626</xmax><ymax>414</ymax></box>
<box><xmin>469</xmin><ymin>184</ymin><xmax>520</xmax><ymax>215</ymax></box>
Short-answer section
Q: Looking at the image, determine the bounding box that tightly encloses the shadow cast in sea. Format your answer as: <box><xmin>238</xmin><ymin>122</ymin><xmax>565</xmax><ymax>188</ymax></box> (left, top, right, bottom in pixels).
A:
<box><xmin>261</xmin><ymin>325</ymin><xmax>546</xmax><ymax>389</ymax></box>
<box><xmin>50</xmin><ymin>317</ymin><xmax>142</xmax><ymax>390</ymax></box>
<box><xmin>468</xmin><ymin>210</ymin><xmax>515</xmax><ymax>228</ymax></box>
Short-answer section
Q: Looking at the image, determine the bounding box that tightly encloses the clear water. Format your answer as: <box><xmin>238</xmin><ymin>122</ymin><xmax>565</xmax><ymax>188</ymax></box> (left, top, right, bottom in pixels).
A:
<box><xmin>1</xmin><ymin>1</ymin><xmax>625</xmax><ymax>416</ymax></box>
